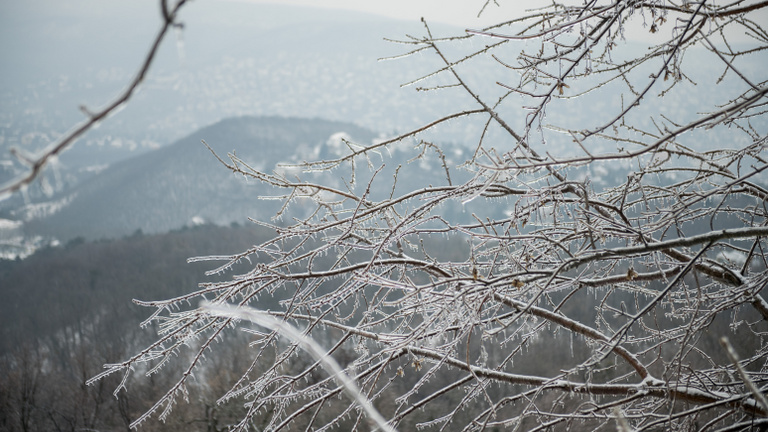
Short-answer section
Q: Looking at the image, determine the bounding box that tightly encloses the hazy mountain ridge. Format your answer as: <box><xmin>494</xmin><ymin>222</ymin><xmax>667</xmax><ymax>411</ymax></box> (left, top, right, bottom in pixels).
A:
<box><xmin>21</xmin><ymin>116</ymin><xmax>380</xmax><ymax>241</ymax></box>
<box><xmin>4</xmin><ymin>111</ymin><xmax>738</xmax><ymax>255</ymax></box>
<box><xmin>7</xmin><ymin>113</ymin><xmax>523</xmax><ymax>249</ymax></box>
<box><xmin>2</xmin><ymin>2</ymin><xmax>765</xmax><ymax>257</ymax></box>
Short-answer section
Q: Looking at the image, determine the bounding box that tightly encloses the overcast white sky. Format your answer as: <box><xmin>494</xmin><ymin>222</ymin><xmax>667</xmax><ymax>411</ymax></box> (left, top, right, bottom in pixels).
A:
<box><xmin>233</xmin><ymin>0</ymin><xmax>768</xmax><ymax>43</ymax></box>
<box><xmin>231</xmin><ymin>0</ymin><xmax>539</xmax><ymax>28</ymax></box>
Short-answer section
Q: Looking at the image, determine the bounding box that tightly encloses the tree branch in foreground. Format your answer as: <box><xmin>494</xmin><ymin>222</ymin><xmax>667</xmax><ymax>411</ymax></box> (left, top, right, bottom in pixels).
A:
<box><xmin>0</xmin><ymin>0</ymin><xmax>189</xmax><ymax>198</ymax></box>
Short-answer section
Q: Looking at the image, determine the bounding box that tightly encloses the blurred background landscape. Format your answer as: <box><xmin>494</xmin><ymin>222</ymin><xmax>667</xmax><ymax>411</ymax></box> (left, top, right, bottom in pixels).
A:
<box><xmin>1</xmin><ymin>0</ymin><xmax>766</xmax><ymax>430</ymax></box>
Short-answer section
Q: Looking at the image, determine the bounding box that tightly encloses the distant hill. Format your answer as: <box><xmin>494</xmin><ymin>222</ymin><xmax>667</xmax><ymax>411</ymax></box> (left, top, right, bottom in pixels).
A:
<box><xmin>13</xmin><ymin>113</ymin><xmax>648</xmax><ymax>246</ymax></box>
<box><xmin>24</xmin><ymin>116</ymin><xmax>378</xmax><ymax>241</ymax></box>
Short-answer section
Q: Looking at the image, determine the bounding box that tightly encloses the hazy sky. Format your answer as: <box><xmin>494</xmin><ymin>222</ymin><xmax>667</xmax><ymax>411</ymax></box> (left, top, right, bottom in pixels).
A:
<box><xmin>231</xmin><ymin>0</ymin><xmax>537</xmax><ymax>28</ymax></box>
<box><xmin>233</xmin><ymin>0</ymin><xmax>767</xmax><ymax>42</ymax></box>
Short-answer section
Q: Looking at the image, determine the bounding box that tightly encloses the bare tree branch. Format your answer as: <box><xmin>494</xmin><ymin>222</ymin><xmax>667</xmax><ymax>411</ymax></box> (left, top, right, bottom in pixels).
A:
<box><xmin>92</xmin><ymin>1</ymin><xmax>768</xmax><ymax>430</ymax></box>
<box><xmin>0</xmin><ymin>0</ymin><xmax>189</xmax><ymax>197</ymax></box>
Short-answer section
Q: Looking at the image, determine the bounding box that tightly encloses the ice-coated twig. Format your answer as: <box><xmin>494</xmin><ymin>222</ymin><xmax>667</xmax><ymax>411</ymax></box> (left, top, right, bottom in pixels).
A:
<box><xmin>719</xmin><ymin>336</ymin><xmax>768</xmax><ymax>415</ymax></box>
<box><xmin>0</xmin><ymin>0</ymin><xmax>190</xmax><ymax>198</ymax></box>
<box><xmin>201</xmin><ymin>301</ymin><xmax>397</xmax><ymax>432</ymax></box>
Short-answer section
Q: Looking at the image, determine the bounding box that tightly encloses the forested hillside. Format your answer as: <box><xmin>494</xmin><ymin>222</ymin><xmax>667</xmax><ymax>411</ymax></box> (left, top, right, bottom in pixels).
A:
<box><xmin>2</xmin><ymin>219</ymin><xmax>762</xmax><ymax>431</ymax></box>
<box><xmin>0</xmin><ymin>223</ymin><xmax>275</xmax><ymax>431</ymax></box>
<box><xmin>21</xmin><ymin>116</ymin><xmax>377</xmax><ymax>242</ymax></box>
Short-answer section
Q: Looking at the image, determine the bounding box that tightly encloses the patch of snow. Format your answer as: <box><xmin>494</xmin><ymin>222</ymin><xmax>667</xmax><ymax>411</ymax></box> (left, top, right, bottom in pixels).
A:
<box><xmin>716</xmin><ymin>250</ymin><xmax>747</xmax><ymax>267</ymax></box>
<box><xmin>141</xmin><ymin>139</ymin><xmax>162</xmax><ymax>150</ymax></box>
<box><xmin>326</xmin><ymin>132</ymin><xmax>352</xmax><ymax>156</ymax></box>
<box><xmin>15</xmin><ymin>194</ymin><xmax>76</xmax><ymax>221</ymax></box>
<box><xmin>0</xmin><ymin>235</ymin><xmax>56</xmax><ymax>260</ymax></box>
<box><xmin>0</xmin><ymin>218</ymin><xmax>23</xmax><ymax>230</ymax></box>
<box><xmin>592</xmin><ymin>164</ymin><xmax>608</xmax><ymax>177</ymax></box>
<box><xmin>81</xmin><ymin>164</ymin><xmax>110</xmax><ymax>174</ymax></box>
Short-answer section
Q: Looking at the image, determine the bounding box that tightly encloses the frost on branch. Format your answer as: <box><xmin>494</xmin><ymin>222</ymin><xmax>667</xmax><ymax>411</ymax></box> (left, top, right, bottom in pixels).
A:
<box><xmin>95</xmin><ymin>1</ymin><xmax>768</xmax><ymax>430</ymax></box>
